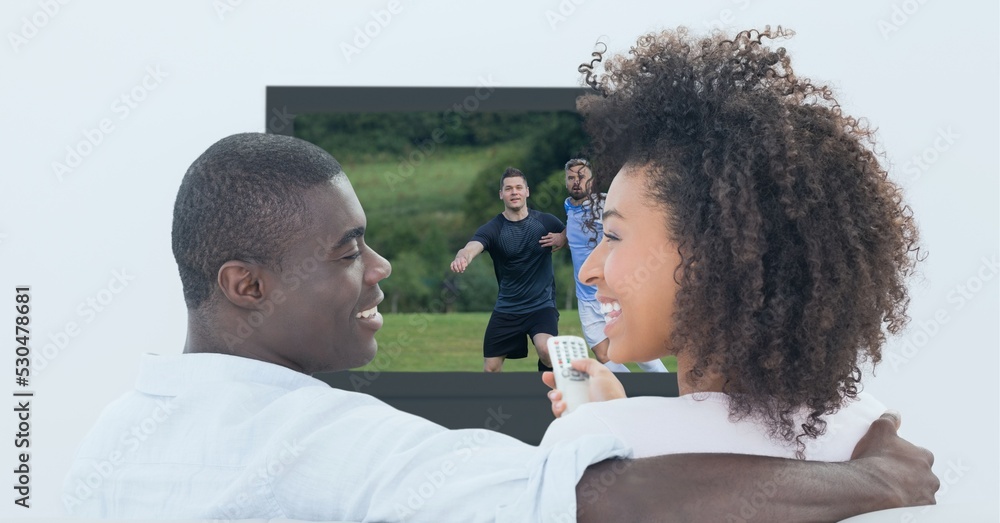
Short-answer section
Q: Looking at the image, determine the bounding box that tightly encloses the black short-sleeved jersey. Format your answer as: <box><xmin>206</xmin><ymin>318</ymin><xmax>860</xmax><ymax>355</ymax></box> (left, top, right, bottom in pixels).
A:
<box><xmin>471</xmin><ymin>210</ymin><xmax>565</xmax><ymax>314</ymax></box>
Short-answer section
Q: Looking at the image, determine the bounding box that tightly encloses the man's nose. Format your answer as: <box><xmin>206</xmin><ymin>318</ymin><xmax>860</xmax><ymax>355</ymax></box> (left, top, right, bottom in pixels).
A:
<box><xmin>365</xmin><ymin>248</ymin><xmax>392</xmax><ymax>284</ymax></box>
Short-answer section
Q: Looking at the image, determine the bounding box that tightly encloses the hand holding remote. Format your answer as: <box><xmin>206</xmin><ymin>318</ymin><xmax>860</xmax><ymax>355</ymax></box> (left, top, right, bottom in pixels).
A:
<box><xmin>547</xmin><ymin>336</ymin><xmax>593</xmax><ymax>415</ymax></box>
<box><xmin>544</xmin><ymin>359</ymin><xmax>629</xmax><ymax>417</ymax></box>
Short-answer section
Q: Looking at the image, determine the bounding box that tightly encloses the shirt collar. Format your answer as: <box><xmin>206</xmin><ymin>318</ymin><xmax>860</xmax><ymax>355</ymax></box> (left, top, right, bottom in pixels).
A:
<box><xmin>135</xmin><ymin>352</ymin><xmax>327</xmax><ymax>396</ymax></box>
<box><xmin>565</xmin><ymin>194</ymin><xmax>606</xmax><ymax>210</ymax></box>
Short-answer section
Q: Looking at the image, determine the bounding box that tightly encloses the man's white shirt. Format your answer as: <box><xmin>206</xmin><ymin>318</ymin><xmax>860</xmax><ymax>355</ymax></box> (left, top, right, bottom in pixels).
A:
<box><xmin>63</xmin><ymin>353</ymin><xmax>628</xmax><ymax>522</ymax></box>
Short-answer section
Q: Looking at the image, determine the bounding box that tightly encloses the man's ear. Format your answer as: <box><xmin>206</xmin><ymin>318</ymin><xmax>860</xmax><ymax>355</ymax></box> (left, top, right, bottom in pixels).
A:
<box><xmin>217</xmin><ymin>261</ymin><xmax>270</xmax><ymax>310</ymax></box>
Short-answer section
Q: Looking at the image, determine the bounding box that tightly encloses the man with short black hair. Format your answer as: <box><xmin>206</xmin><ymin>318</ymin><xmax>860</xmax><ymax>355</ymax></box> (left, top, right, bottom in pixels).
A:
<box><xmin>451</xmin><ymin>167</ymin><xmax>566</xmax><ymax>372</ymax></box>
<box><xmin>64</xmin><ymin>133</ymin><xmax>939</xmax><ymax>522</ymax></box>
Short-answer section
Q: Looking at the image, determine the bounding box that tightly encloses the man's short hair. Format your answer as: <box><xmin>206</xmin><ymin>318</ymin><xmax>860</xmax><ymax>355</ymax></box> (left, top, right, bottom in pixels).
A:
<box><xmin>564</xmin><ymin>158</ymin><xmax>590</xmax><ymax>171</ymax></box>
<box><xmin>172</xmin><ymin>133</ymin><xmax>344</xmax><ymax>310</ymax></box>
<box><xmin>499</xmin><ymin>167</ymin><xmax>527</xmax><ymax>188</ymax></box>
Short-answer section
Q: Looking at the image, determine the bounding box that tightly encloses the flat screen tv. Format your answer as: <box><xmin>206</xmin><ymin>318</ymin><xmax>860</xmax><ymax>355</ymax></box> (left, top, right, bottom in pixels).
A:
<box><xmin>263</xmin><ymin>86</ymin><xmax>677</xmax><ymax>442</ymax></box>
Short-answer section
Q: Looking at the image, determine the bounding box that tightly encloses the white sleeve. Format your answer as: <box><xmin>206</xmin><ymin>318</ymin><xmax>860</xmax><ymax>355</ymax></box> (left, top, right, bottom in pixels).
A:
<box><xmin>539</xmin><ymin>405</ymin><xmax>622</xmax><ymax>452</ymax></box>
<box><xmin>267</xmin><ymin>393</ymin><xmax>630</xmax><ymax>523</ymax></box>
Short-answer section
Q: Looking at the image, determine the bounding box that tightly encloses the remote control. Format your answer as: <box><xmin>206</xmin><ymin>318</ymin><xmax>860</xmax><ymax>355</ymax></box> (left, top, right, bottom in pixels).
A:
<box><xmin>548</xmin><ymin>336</ymin><xmax>592</xmax><ymax>415</ymax></box>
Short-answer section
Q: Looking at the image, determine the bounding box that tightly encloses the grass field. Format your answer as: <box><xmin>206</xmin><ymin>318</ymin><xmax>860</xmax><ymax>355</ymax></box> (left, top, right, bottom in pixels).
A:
<box><xmin>360</xmin><ymin>311</ymin><xmax>678</xmax><ymax>373</ymax></box>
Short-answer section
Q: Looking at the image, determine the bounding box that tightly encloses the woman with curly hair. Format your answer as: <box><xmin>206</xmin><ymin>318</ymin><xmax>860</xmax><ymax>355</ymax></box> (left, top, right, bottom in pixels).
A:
<box><xmin>541</xmin><ymin>26</ymin><xmax>921</xmax><ymax>460</ymax></box>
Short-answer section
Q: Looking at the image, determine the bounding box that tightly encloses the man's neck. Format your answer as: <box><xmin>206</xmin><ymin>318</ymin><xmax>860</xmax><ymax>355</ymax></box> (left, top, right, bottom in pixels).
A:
<box><xmin>568</xmin><ymin>195</ymin><xmax>587</xmax><ymax>206</ymax></box>
<box><xmin>183</xmin><ymin>314</ymin><xmax>307</xmax><ymax>374</ymax></box>
<box><xmin>502</xmin><ymin>207</ymin><xmax>529</xmax><ymax>221</ymax></box>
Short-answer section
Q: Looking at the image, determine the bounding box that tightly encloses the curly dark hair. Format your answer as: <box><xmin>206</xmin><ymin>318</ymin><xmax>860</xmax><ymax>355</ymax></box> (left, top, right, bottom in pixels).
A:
<box><xmin>577</xmin><ymin>27</ymin><xmax>921</xmax><ymax>454</ymax></box>
<box><xmin>172</xmin><ymin>133</ymin><xmax>343</xmax><ymax>310</ymax></box>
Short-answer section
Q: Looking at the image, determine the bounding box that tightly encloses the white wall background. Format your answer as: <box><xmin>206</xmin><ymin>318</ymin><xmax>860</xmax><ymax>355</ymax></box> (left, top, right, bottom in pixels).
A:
<box><xmin>1</xmin><ymin>0</ymin><xmax>997</xmax><ymax>518</ymax></box>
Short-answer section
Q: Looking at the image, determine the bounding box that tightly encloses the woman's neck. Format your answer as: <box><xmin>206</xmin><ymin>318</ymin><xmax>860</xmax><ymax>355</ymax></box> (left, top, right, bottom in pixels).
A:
<box><xmin>675</xmin><ymin>353</ymin><xmax>726</xmax><ymax>395</ymax></box>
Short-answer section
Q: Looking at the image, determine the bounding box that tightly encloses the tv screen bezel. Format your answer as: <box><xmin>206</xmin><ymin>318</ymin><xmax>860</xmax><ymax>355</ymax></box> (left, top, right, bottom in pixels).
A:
<box><xmin>264</xmin><ymin>85</ymin><xmax>591</xmax><ymax>136</ymax></box>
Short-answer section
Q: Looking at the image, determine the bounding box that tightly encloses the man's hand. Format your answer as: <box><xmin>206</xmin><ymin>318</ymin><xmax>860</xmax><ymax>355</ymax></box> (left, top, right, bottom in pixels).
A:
<box><xmin>539</xmin><ymin>230</ymin><xmax>567</xmax><ymax>252</ymax></box>
<box><xmin>450</xmin><ymin>255</ymin><xmax>469</xmax><ymax>273</ymax></box>
<box><xmin>849</xmin><ymin>411</ymin><xmax>939</xmax><ymax>508</ymax></box>
<box><xmin>451</xmin><ymin>242</ymin><xmax>484</xmax><ymax>273</ymax></box>
<box><xmin>541</xmin><ymin>359</ymin><xmax>626</xmax><ymax>418</ymax></box>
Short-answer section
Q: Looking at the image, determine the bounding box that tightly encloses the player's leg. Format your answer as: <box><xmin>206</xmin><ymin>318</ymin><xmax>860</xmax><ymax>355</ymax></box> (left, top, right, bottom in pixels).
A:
<box><xmin>636</xmin><ymin>359</ymin><xmax>669</xmax><ymax>372</ymax></box>
<box><xmin>590</xmin><ymin>338</ymin><xmax>631</xmax><ymax>373</ymax></box>
<box><xmin>528</xmin><ymin>307</ymin><xmax>559</xmax><ymax>371</ymax></box>
<box><xmin>532</xmin><ymin>333</ymin><xmax>553</xmax><ymax>371</ymax></box>
<box><xmin>483</xmin><ymin>311</ymin><xmax>529</xmax><ymax>372</ymax></box>
<box><xmin>484</xmin><ymin>356</ymin><xmax>506</xmax><ymax>373</ymax></box>
<box><xmin>589</xmin><ymin>338</ymin><xmax>611</xmax><ymax>363</ymax></box>
<box><xmin>578</xmin><ymin>298</ymin><xmax>630</xmax><ymax>372</ymax></box>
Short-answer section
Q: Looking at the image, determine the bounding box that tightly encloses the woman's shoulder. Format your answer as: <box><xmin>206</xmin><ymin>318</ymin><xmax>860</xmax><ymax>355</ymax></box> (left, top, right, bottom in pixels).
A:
<box><xmin>542</xmin><ymin>392</ymin><xmax>889</xmax><ymax>461</ymax></box>
<box><xmin>828</xmin><ymin>391</ymin><xmax>887</xmax><ymax>430</ymax></box>
<box><xmin>799</xmin><ymin>391</ymin><xmax>887</xmax><ymax>461</ymax></box>
<box><xmin>540</xmin><ymin>395</ymin><xmax>746</xmax><ymax>457</ymax></box>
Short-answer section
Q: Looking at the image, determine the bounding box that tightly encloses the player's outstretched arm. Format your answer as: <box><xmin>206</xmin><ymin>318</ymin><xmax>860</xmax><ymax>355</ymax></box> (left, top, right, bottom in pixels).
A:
<box><xmin>576</xmin><ymin>413</ymin><xmax>938</xmax><ymax>523</ymax></box>
<box><xmin>450</xmin><ymin>241</ymin><xmax>485</xmax><ymax>273</ymax></box>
